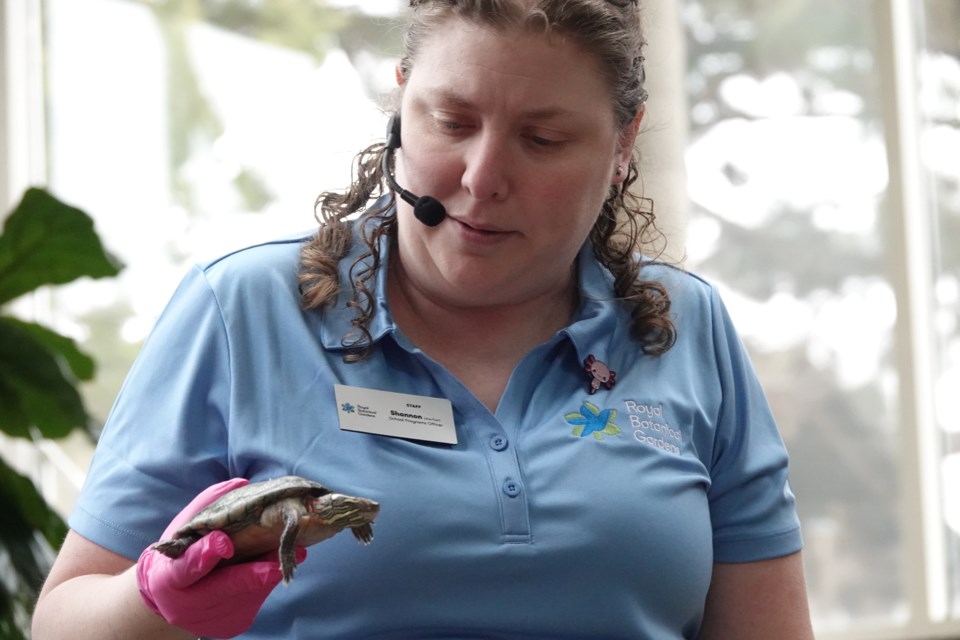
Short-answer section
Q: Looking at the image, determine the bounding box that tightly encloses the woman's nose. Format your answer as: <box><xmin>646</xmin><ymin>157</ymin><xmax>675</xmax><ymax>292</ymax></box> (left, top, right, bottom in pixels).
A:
<box><xmin>460</xmin><ymin>133</ymin><xmax>510</xmax><ymax>201</ymax></box>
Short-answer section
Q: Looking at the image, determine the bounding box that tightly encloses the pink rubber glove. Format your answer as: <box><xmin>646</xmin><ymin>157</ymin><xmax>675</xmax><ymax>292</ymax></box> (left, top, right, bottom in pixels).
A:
<box><xmin>136</xmin><ymin>478</ymin><xmax>306</xmax><ymax>639</ymax></box>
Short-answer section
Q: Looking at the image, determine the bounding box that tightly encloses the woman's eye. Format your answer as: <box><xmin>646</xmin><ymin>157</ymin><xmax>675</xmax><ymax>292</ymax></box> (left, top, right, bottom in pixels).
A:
<box><xmin>527</xmin><ymin>133</ymin><xmax>565</xmax><ymax>148</ymax></box>
<box><xmin>529</xmin><ymin>135</ymin><xmax>559</xmax><ymax>146</ymax></box>
<box><xmin>434</xmin><ymin>117</ymin><xmax>469</xmax><ymax>132</ymax></box>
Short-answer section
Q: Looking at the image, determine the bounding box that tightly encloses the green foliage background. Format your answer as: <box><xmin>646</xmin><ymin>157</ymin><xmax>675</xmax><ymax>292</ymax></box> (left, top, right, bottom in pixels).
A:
<box><xmin>0</xmin><ymin>188</ymin><xmax>121</xmax><ymax>640</ymax></box>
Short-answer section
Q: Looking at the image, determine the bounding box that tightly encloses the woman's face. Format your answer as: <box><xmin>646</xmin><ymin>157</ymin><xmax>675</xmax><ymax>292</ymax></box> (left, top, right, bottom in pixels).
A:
<box><xmin>393</xmin><ymin>17</ymin><xmax>639</xmax><ymax>310</ymax></box>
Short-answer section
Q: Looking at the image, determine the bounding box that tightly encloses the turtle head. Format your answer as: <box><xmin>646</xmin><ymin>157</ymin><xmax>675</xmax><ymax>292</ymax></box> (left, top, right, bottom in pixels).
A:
<box><xmin>310</xmin><ymin>493</ymin><xmax>380</xmax><ymax>530</ymax></box>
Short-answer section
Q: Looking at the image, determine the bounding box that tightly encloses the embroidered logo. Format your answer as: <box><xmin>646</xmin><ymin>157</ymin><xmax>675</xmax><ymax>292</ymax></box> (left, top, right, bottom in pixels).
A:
<box><xmin>565</xmin><ymin>401</ymin><xmax>621</xmax><ymax>440</ymax></box>
<box><xmin>624</xmin><ymin>400</ymin><xmax>682</xmax><ymax>455</ymax></box>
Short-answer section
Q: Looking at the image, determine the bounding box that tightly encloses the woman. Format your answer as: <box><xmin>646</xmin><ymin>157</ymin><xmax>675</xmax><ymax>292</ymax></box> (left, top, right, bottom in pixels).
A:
<box><xmin>33</xmin><ymin>1</ymin><xmax>814</xmax><ymax>638</ymax></box>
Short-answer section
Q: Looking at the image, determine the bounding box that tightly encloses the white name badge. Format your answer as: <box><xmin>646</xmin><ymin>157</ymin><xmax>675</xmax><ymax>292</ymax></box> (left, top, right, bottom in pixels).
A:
<box><xmin>334</xmin><ymin>384</ymin><xmax>458</xmax><ymax>444</ymax></box>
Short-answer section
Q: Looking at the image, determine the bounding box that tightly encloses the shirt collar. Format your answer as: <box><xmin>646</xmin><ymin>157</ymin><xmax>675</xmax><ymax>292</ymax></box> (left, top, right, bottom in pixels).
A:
<box><xmin>560</xmin><ymin>243</ymin><xmax>626</xmax><ymax>367</ymax></box>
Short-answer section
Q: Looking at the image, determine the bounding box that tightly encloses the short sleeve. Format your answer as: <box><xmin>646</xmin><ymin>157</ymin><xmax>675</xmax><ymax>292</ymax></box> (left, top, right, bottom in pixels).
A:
<box><xmin>69</xmin><ymin>266</ymin><xmax>234</xmax><ymax>560</ymax></box>
<box><xmin>705</xmin><ymin>286</ymin><xmax>803</xmax><ymax>563</ymax></box>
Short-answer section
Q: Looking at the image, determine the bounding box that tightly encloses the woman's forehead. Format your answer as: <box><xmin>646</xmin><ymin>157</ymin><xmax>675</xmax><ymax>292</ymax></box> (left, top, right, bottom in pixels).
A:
<box><xmin>404</xmin><ymin>19</ymin><xmax>613</xmax><ymax>107</ymax></box>
<box><xmin>399</xmin><ymin>28</ymin><xmax>621</xmax><ymax>133</ymax></box>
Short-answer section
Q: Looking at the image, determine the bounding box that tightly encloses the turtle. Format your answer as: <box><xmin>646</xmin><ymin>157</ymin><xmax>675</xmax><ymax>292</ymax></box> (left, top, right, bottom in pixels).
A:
<box><xmin>151</xmin><ymin>476</ymin><xmax>380</xmax><ymax>583</ymax></box>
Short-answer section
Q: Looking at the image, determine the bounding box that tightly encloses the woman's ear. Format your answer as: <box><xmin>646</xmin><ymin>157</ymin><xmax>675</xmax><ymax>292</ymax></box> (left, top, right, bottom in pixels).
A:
<box><xmin>395</xmin><ymin>65</ymin><xmax>406</xmax><ymax>87</ymax></box>
<box><xmin>617</xmin><ymin>103</ymin><xmax>645</xmax><ymax>162</ymax></box>
<box><xmin>612</xmin><ymin>105</ymin><xmax>644</xmax><ymax>185</ymax></box>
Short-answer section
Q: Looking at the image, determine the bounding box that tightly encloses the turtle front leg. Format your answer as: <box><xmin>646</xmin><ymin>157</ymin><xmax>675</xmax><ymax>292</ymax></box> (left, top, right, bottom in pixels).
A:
<box><xmin>277</xmin><ymin>508</ymin><xmax>301</xmax><ymax>584</ymax></box>
<box><xmin>151</xmin><ymin>532</ymin><xmax>202</xmax><ymax>558</ymax></box>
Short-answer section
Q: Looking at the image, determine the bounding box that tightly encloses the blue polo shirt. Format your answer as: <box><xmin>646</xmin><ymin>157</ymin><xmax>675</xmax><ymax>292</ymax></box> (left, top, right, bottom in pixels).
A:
<box><xmin>71</xmin><ymin>214</ymin><xmax>802</xmax><ymax>639</ymax></box>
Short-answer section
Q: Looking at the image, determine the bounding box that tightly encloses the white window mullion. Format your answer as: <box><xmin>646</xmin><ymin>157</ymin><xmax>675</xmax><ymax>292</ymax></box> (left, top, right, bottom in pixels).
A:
<box><xmin>1</xmin><ymin>0</ymin><xmax>47</xmax><ymax>213</ymax></box>
<box><xmin>643</xmin><ymin>0</ymin><xmax>689</xmax><ymax>264</ymax></box>
<box><xmin>874</xmin><ymin>0</ymin><xmax>947</xmax><ymax>625</ymax></box>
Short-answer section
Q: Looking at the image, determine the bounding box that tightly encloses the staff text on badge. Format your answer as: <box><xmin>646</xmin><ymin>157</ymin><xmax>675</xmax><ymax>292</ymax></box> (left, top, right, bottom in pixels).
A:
<box><xmin>334</xmin><ymin>384</ymin><xmax>458</xmax><ymax>444</ymax></box>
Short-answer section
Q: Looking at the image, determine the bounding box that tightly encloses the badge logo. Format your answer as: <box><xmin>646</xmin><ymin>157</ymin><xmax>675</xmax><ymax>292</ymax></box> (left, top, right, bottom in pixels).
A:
<box><xmin>564</xmin><ymin>401</ymin><xmax>621</xmax><ymax>440</ymax></box>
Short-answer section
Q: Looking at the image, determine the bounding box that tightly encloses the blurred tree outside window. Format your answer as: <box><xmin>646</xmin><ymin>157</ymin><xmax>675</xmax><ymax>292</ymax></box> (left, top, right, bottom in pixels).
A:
<box><xmin>682</xmin><ymin>0</ymin><xmax>905</xmax><ymax>625</ymax></box>
<box><xmin>681</xmin><ymin>0</ymin><xmax>959</xmax><ymax>634</ymax></box>
<box><xmin>41</xmin><ymin>0</ymin><xmax>403</xmax><ymax>432</ymax></box>
<box><xmin>5</xmin><ymin>0</ymin><xmax>957</xmax><ymax>636</ymax></box>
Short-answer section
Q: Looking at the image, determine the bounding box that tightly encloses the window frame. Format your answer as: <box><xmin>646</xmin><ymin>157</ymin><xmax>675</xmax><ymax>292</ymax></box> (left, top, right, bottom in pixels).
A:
<box><xmin>1</xmin><ymin>0</ymin><xmax>46</xmax><ymax>213</ymax></box>
<box><xmin>1</xmin><ymin>0</ymin><xmax>957</xmax><ymax>636</ymax></box>
<box><xmin>853</xmin><ymin>0</ymin><xmax>956</xmax><ymax>636</ymax></box>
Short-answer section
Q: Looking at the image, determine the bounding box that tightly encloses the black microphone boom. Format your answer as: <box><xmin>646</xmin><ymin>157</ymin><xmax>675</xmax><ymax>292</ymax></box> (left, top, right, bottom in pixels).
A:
<box><xmin>382</xmin><ymin>114</ymin><xmax>447</xmax><ymax>227</ymax></box>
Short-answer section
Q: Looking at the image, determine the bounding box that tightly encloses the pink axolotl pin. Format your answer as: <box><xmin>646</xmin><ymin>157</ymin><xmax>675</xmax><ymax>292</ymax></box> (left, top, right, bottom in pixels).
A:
<box><xmin>584</xmin><ymin>355</ymin><xmax>616</xmax><ymax>394</ymax></box>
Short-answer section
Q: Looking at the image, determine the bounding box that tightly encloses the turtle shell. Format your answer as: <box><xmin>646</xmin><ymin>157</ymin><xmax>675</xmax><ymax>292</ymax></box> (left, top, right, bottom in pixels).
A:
<box><xmin>181</xmin><ymin>476</ymin><xmax>330</xmax><ymax>534</ymax></box>
<box><xmin>152</xmin><ymin>476</ymin><xmax>331</xmax><ymax>557</ymax></box>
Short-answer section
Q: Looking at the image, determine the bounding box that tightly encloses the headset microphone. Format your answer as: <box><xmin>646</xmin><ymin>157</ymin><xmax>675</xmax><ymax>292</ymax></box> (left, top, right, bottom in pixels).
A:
<box><xmin>382</xmin><ymin>114</ymin><xmax>447</xmax><ymax>227</ymax></box>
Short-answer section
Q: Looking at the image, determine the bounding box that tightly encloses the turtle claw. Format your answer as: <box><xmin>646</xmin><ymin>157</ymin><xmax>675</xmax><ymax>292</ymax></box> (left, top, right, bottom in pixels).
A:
<box><xmin>351</xmin><ymin>523</ymin><xmax>374</xmax><ymax>545</ymax></box>
<box><xmin>151</xmin><ymin>536</ymin><xmax>196</xmax><ymax>559</ymax></box>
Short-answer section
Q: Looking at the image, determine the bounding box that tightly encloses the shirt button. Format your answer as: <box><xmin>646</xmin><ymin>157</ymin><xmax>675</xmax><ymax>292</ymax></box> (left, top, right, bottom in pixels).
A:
<box><xmin>490</xmin><ymin>435</ymin><xmax>509</xmax><ymax>451</ymax></box>
<box><xmin>502</xmin><ymin>478</ymin><xmax>522</xmax><ymax>498</ymax></box>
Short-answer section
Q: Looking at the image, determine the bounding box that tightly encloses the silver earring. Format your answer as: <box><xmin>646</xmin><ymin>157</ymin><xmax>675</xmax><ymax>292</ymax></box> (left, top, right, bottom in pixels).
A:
<box><xmin>615</xmin><ymin>166</ymin><xmax>624</xmax><ymax>176</ymax></box>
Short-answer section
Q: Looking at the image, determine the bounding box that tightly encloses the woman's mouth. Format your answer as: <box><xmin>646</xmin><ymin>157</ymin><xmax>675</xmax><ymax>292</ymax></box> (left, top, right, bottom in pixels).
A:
<box><xmin>450</xmin><ymin>216</ymin><xmax>513</xmax><ymax>244</ymax></box>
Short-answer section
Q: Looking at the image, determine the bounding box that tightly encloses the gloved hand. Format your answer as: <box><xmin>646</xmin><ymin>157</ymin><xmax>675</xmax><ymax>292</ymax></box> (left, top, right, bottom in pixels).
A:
<box><xmin>136</xmin><ymin>478</ymin><xmax>307</xmax><ymax>639</ymax></box>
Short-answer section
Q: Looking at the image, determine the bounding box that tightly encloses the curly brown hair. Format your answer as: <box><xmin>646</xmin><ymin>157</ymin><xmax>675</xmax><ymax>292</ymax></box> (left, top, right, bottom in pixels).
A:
<box><xmin>298</xmin><ymin>0</ymin><xmax>676</xmax><ymax>362</ymax></box>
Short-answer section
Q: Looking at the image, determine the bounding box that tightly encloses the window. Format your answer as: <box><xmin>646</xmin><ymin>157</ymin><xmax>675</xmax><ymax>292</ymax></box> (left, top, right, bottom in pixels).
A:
<box><xmin>681</xmin><ymin>0</ymin><xmax>960</xmax><ymax>636</ymax></box>
<box><xmin>683</xmin><ymin>0</ymin><xmax>906</xmax><ymax>627</ymax></box>
<box><xmin>2</xmin><ymin>0</ymin><xmax>957</xmax><ymax>636</ymax></box>
<box><xmin>40</xmin><ymin>0</ymin><xmax>399</xmax><ymax>427</ymax></box>
<box><xmin>923</xmin><ymin>0</ymin><xmax>960</xmax><ymax>622</ymax></box>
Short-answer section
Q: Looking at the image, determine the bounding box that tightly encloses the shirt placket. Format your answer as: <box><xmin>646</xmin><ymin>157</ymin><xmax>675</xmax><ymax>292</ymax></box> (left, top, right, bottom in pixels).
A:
<box><xmin>415</xmin><ymin>355</ymin><xmax>534</xmax><ymax>545</ymax></box>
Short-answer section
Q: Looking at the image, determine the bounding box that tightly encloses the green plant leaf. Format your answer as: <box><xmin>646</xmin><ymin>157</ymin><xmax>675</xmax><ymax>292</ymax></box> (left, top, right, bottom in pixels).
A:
<box><xmin>0</xmin><ymin>457</ymin><xmax>68</xmax><ymax>548</ymax></box>
<box><xmin>5</xmin><ymin>317</ymin><xmax>95</xmax><ymax>381</ymax></box>
<box><xmin>0</xmin><ymin>187</ymin><xmax>122</xmax><ymax>306</ymax></box>
<box><xmin>0</xmin><ymin>592</ymin><xmax>30</xmax><ymax>640</ymax></box>
<box><xmin>0</xmin><ymin>317</ymin><xmax>88</xmax><ymax>439</ymax></box>
<box><xmin>0</xmin><ymin>458</ymin><xmax>66</xmax><ymax>640</ymax></box>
